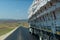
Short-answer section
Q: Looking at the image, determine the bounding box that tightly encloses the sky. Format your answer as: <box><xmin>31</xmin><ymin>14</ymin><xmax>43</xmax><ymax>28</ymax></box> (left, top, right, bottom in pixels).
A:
<box><xmin>0</xmin><ymin>0</ymin><xmax>33</xmax><ymax>20</ymax></box>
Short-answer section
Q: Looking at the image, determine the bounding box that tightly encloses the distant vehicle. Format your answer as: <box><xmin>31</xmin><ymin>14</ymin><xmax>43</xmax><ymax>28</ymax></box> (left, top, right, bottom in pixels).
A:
<box><xmin>28</xmin><ymin>0</ymin><xmax>60</xmax><ymax>40</ymax></box>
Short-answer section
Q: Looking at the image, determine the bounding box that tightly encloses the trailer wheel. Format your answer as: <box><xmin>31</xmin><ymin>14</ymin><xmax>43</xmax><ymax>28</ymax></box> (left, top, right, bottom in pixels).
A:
<box><xmin>42</xmin><ymin>37</ymin><xmax>48</xmax><ymax>40</ymax></box>
<box><xmin>39</xmin><ymin>35</ymin><xmax>49</xmax><ymax>40</ymax></box>
<box><xmin>29</xmin><ymin>28</ymin><xmax>34</xmax><ymax>35</ymax></box>
<box><xmin>50</xmin><ymin>36</ymin><xmax>58</xmax><ymax>40</ymax></box>
<box><xmin>39</xmin><ymin>36</ymin><xmax>43</xmax><ymax>40</ymax></box>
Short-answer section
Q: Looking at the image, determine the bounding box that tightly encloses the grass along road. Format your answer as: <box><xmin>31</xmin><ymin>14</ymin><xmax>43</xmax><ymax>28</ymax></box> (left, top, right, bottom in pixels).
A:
<box><xmin>0</xmin><ymin>27</ymin><xmax>14</xmax><ymax>36</ymax></box>
<box><xmin>0</xmin><ymin>22</ymin><xmax>29</xmax><ymax>36</ymax></box>
<box><xmin>0</xmin><ymin>22</ymin><xmax>21</xmax><ymax>36</ymax></box>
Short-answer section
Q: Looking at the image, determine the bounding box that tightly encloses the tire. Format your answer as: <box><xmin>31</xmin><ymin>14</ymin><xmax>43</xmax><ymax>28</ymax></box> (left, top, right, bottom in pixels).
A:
<box><xmin>50</xmin><ymin>36</ymin><xmax>58</xmax><ymax>40</ymax></box>
<box><xmin>29</xmin><ymin>28</ymin><xmax>34</xmax><ymax>35</ymax></box>
<box><xmin>34</xmin><ymin>29</ymin><xmax>37</xmax><ymax>35</ymax></box>
<box><xmin>39</xmin><ymin>36</ymin><xmax>43</xmax><ymax>40</ymax></box>
<box><xmin>39</xmin><ymin>34</ymin><xmax>49</xmax><ymax>40</ymax></box>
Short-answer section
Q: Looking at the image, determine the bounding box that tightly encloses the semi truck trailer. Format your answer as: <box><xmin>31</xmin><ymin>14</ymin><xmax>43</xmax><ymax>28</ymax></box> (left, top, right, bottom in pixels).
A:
<box><xmin>28</xmin><ymin>0</ymin><xmax>60</xmax><ymax>40</ymax></box>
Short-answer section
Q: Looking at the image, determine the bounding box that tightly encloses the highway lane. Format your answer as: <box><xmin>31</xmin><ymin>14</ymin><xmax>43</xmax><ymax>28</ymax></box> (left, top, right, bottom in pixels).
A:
<box><xmin>5</xmin><ymin>26</ymin><xmax>38</xmax><ymax>40</ymax></box>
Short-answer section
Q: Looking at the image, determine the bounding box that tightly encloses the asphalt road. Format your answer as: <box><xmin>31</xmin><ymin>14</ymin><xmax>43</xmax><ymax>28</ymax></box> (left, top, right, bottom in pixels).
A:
<box><xmin>5</xmin><ymin>26</ymin><xmax>38</xmax><ymax>40</ymax></box>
